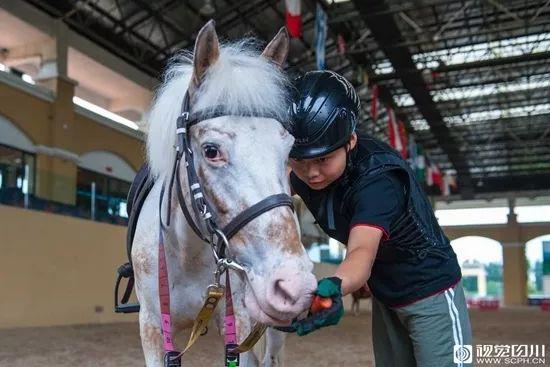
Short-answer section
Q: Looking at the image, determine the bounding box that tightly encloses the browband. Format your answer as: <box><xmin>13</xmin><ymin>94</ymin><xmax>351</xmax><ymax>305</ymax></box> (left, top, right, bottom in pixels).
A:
<box><xmin>186</xmin><ymin>105</ymin><xmax>281</xmax><ymax>127</ymax></box>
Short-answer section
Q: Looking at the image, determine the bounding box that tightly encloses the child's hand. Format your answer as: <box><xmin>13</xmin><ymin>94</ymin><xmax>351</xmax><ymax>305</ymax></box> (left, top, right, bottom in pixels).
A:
<box><xmin>291</xmin><ymin>277</ymin><xmax>344</xmax><ymax>336</ymax></box>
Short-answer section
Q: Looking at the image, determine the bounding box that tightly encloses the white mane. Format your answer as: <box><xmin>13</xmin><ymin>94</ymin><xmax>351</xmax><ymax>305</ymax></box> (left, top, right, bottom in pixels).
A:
<box><xmin>146</xmin><ymin>41</ymin><xmax>291</xmax><ymax>182</ymax></box>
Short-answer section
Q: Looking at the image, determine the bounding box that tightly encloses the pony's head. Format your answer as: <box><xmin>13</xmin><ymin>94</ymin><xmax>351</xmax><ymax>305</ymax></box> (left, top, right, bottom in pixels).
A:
<box><xmin>147</xmin><ymin>21</ymin><xmax>316</xmax><ymax>325</ymax></box>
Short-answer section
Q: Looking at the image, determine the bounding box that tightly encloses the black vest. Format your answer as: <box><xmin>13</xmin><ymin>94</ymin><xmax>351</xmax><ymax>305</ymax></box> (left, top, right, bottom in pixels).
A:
<box><xmin>294</xmin><ymin>136</ymin><xmax>462</xmax><ymax>306</ymax></box>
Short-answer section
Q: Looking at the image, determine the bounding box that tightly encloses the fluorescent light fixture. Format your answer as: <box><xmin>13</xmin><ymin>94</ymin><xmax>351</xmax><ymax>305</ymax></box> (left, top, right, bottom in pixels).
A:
<box><xmin>22</xmin><ymin>74</ymin><xmax>35</xmax><ymax>85</ymax></box>
<box><xmin>73</xmin><ymin>96</ymin><xmax>139</xmax><ymax>130</ymax></box>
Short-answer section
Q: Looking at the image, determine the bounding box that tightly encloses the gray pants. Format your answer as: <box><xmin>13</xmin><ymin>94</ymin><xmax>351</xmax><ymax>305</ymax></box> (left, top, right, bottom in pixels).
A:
<box><xmin>372</xmin><ymin>281</ymin><xmax>473</xmax><ymax>367</ymax></box>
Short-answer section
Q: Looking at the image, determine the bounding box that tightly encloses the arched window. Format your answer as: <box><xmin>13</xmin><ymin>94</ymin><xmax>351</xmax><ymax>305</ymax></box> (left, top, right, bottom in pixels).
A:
<box><xmin>76</xmin><ymin>151</ymin><xmax>136</xmax><ymax>224</ymax></box>
<box><xmin>0</xmin><ymin>115</ymin><xmax>36</xmax><ymax>203</ymax></box>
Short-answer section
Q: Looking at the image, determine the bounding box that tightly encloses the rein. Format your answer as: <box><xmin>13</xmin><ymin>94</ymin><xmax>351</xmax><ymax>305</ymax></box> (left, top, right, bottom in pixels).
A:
<box><xmin>158</xmin><ymin>91</ymin><xmax>293</xmax><ymax>367</ymax></box>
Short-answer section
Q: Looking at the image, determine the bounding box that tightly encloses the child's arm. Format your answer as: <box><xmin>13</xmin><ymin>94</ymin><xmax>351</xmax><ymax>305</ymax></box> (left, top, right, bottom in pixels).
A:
<box><xmin>335</xmin><ymin>225</ymin><xmax>382</xmax><ymax>296</ymax></box>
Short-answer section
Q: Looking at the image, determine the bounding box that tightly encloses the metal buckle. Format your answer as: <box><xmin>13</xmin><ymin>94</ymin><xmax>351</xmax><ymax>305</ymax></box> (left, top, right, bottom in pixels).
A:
<box><xmin>163</xmin><ymin>351</ymin><xmax>181</xmax><ymax>367</ymax></box>
<box><xmin>219</xmin><ymin>258</ymin><xmax>244</xmax><ymax>273</ymax></box>
<box><xmin>181</xmin><ymin>111</ymin><xmax>190</xmax><ymax>121</ymax></box>
<box><xmin>212</xmin><ymin>258</ymin><xmax>244</xmax><ymax>283</ymax></box>
<box><xmin>225</xmin><ymin>343</ymin><xmax>240</xmax><ymax>367</ymax></box>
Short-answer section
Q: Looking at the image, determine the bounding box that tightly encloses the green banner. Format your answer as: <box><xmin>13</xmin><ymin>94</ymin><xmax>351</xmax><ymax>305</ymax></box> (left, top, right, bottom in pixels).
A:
<box><xmin>543</xmin><ymin>241</ymin><xmax>550</xmax><ymax>276</ymax></box>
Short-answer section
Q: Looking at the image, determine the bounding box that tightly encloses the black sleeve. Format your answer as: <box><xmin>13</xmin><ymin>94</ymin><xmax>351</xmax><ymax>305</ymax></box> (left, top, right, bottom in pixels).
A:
<box><xmin>348</xmin><ymin>171</ymin><xmax>406</xmax><ymax>240</ymax></box>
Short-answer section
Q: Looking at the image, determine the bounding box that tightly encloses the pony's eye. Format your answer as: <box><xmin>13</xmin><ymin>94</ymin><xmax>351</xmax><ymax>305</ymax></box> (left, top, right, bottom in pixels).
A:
<box><xmin>203</xmin><ymin>144</ymin><xmax>221</xmax><ymax>160</ymax></box>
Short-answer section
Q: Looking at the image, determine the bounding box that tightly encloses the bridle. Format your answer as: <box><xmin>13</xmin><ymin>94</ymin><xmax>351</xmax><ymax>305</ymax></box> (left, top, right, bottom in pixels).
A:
<box><xmin>158</xmin><ymin>90</ymin><xmax>295</xmax><ymax>367</ymax></box>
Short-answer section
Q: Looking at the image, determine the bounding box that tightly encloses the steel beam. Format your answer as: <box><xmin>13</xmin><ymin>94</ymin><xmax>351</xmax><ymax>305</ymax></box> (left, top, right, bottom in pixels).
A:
<box><xmin>353</xmin><ymin>0</ymin><xmax>473</xmax><ymax>196</ymax></box>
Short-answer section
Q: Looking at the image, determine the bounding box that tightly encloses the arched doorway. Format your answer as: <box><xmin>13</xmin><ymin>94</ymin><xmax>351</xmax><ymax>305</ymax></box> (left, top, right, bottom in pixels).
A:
<box><xmin>451</xmin><ymin>236</ymin><xmax>503</xmax><ymax>299</ymax></box>
<box><xmin>525</xmin><ymin>235</ymin><xmax>550</xmax><ymax>302</ymax></box>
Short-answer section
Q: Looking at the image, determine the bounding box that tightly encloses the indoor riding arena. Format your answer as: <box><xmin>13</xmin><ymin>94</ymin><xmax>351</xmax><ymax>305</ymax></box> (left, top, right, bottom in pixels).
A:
<box><xmin>1</xmin><ymin>1</ymin><xmax>549</xmax><ymax>367</ymax></box>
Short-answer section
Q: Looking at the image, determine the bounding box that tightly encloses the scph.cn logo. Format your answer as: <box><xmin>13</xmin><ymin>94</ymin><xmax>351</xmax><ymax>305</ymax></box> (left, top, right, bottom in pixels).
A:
<box><xmin>454</xmin><ymin>345</ymin><xmax>473</xmax><ymax>363</ymax></box>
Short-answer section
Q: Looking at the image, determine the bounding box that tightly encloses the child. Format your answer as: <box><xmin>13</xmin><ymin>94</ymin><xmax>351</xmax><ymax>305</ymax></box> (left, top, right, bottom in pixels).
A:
<box><xmin>285</xmin><ymin>70</ymin><xmax>473</xmax><ymax>367</ymax></box>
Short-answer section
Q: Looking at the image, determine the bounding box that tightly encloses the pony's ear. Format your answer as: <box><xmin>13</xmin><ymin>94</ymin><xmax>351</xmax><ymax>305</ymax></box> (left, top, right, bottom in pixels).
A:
<box><xmin>190</xmin><ymin>20</ymin><xmax>220</xmax><ymax>95</ymax></box>
<box><xmin>261</xmin><ymin>27</ymin><xmax>289</xmax><ymax>68</ymax></box>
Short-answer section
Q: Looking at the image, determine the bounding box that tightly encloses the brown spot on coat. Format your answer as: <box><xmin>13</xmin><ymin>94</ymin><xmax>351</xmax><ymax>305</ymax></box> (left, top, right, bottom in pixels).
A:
<box><xmin>209</xmin><ymin>191</ymin><xmax>230</xmax><ymax>215</ymax></box>
<box><xmin>265</xmin><ymin>210</ymin><xmax>301</xmax><ymax>254</ymax></box>
<box><xmin>142</xmin><ymin>323</ymin><xmax>163</xmax><ymax>360</ymax></box>
<box><xmin>133</xmin><ymin>250</ymin><xmax>152</xmax><ymax>275</ymax></box>
<box><xmin>197</xmin><ymin>165</ymin><xmax>231</xmax><ymax>216</ymax></box>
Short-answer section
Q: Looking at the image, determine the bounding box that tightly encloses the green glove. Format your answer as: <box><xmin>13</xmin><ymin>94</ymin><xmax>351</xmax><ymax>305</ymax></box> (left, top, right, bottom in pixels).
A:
<box><xmin>292</xmin><ymin>277</ymin><xmax>344</xmax><ymax>336</ymax></box>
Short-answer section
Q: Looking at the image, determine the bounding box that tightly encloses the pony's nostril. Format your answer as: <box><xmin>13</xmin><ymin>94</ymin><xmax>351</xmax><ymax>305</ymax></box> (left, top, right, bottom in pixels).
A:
<box><xmin>273</xmin><ymin>279</ymin><xmax>299</xmax><ymax>305</ymax></box>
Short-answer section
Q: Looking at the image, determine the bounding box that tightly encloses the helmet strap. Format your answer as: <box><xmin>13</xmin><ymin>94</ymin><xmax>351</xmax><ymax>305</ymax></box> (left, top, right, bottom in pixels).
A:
<box><xmin>341</xmin><ymin>141</ymin><xmax>354</xmax><ymax>186</ymax></box>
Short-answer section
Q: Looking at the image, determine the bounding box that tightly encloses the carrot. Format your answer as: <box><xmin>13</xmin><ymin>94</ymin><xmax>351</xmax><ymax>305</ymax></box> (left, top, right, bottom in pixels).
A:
<box><xmin>310</xmin><ymin>295</ymin><xmax>333</xmax><ymax>314</ymax></box>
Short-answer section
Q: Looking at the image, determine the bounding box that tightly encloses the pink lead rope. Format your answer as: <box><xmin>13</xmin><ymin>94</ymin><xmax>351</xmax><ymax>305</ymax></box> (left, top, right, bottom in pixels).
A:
<box><xmin>224</xmin><ymin>271</ymin><xmax>240</xmax><ymax>366</ymax></box>
<box><xmin>159</xmin><ymin>222</ymin><xmax>240</xmax><ymax>366</ymax></box>
<box><xmin>159</xmin><ymin>226</ymin><xmax>181</xmax><ymax>367</ymax></box>
<box><xmin>159</xmin><ymin>228</ymin><xmax>175</xmax><ymax>352</ymax></box>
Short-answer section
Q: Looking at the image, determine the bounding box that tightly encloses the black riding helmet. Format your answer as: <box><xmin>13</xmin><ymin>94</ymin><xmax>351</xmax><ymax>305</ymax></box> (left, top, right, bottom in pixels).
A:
<box><xmin>289</xmin><ymin>70</ymin><xmax>361</xmax><ymax>159</ymax></box>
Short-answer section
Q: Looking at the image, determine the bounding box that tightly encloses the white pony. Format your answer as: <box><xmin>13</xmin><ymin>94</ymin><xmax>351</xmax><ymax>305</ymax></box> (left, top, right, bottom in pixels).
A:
<box><xmin>132</xmin><ymin>21</ymin><xmax>317</xmax><ymax>366</ymax></box>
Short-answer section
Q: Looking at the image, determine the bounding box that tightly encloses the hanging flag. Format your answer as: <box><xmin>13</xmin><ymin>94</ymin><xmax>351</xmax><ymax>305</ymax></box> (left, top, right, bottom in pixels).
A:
<box><xmin>416</xmin><ymin>146</ymin><xmax>426</xmax><ymax>183</ymax></box>
<box><xmin>337</xmin><ymin>34</ymin><xmax>347</xmax><ymax>55</ymax></box>
<box><xmin>442</xmin><ymin>172</ymin><xmax>453</xmax><ymax>196</ymax></box>
<box><xmin>425</xmin><ymin>156</ymin><xmax>434</xmax><ymax>186</ymax></box>
<box><xmin>354</xmin><ymin>65</ymin><xmax>364</xmax><ymax>85</ymax></box>
<box><xmin>398</xmin><ymin>120</ymin><xmax>408</xmax><ymax>159</ymax></box>
<box><xmin>354</xmin><ymin>66</ymin><xmax>369</xmax><ymax>86</ymax></box>
<box><xmin>407</xmin><ymin>135</ymin><xmax>418</xmax><ymax>170</ymax></box>
<box><xmin>426</xmin><ymin>157</ymin><xmax>442</xmax><ymax>190</ymax></box>
<box><xmin>447</xmin><ymin>173</ymin><xmax>458</xmax><ymax>194</ymax></box>
<box><xmin>285</xmin><ymin>0</ymin><xmax>302</xmax><ymax>38</ymax></box>
<box><xmin>450</xmin><ymin>174</ymin><xmax>457</xmax><ymax>190</ymax></box>
<box><xmin>370</xmin><ymin>85</ymin><xmax>379</xmax><ymax>121</ymax></box>
<box><xmin>387</xmin><ymin>107</ymin><xmax>404</xmax><ymax>154</ymax></box>
<box><xmin>432</xmin><ymin>163</ymin><xmax>443</xmax><ymax>191</ymax></box>
<box><xmin>315</xmin><ymin>3</ymin><xmax>327</xmax><ymax>70</ymax></box>
<box><xmin>362</xmin><ymin>70</ymin><xmax>369</xmax><ymax>86</ymax></box>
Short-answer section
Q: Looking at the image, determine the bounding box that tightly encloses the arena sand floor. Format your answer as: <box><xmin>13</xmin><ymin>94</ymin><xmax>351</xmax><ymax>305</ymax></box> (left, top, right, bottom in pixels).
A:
<box><xmin>1</xmin><ymin>307</ymin><xmax>549</xmax><ymax>366</ymax></box>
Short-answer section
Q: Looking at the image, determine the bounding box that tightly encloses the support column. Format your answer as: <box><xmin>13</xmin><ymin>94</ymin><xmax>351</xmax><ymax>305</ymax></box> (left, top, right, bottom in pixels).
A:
<box><xmin>34</xmin><ymin>144</ymin><xmax>79</xmax><ymax>206</ymax></box>
<box><xmin>26</xmin><ymin>21</ymin><xmax>80</xmax><ymax>205</ymax></box>
<box><xmin>501</xmin><ymin>200</ymin><xmax>528</xmax><ymax>306</ymax></box>
<box><xmin>34</xmin><ymin>20</ymin><xmax>69</xmax><ymax>93</ymax></box>
<box><xmin>34</xmin><ymin>75</ymin><xmax>78</xmax><ymax>205</ymax></box>
<box><xmin>502</xmin><ymin>241</ymin><xmax>528</xmax><ymax>306</ymax></box>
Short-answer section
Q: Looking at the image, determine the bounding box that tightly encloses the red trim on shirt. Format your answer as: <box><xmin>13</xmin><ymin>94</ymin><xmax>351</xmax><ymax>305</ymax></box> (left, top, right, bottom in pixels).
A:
<box><xmin>349</xmin><ymin>223</ymin><xmax>390</xmax><ymax>241</ymax></box>
<box><xmin>388</xmin><ymin>277</ymin><xmax>462</xmax><ymax>308</ymax></box>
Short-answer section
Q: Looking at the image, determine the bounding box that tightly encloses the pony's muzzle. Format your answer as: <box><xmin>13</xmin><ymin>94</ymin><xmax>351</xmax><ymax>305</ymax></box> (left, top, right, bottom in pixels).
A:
<box><xmin>265</xmin><ymin>267</ymin><xmax>317</xmax><ymax>316</ymax></box>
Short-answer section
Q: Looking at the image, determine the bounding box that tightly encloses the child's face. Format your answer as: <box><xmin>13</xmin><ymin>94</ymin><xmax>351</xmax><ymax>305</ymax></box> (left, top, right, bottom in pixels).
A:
<box><xmin>289</xmin><ymin>133</ymin><xmax>357</xmax><ymax>190</ymax></box>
